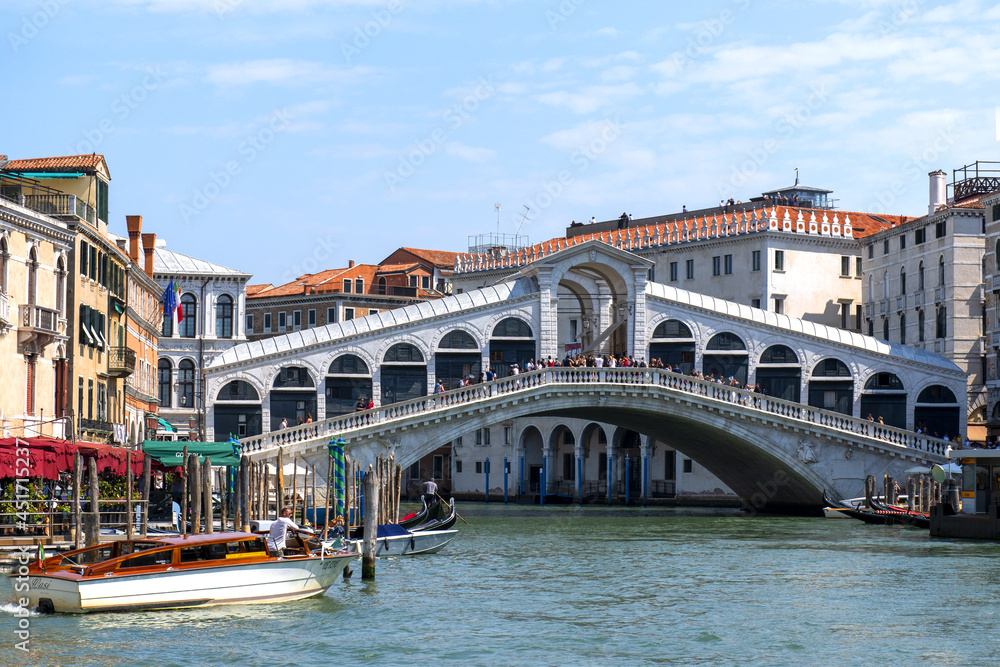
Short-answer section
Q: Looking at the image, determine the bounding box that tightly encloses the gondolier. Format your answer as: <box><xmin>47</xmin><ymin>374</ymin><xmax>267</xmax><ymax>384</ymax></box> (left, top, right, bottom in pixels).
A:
<box><xmin>423</xmin><ymin>478</ymin><xmax>438</xmax><ymax>504</ymax></box>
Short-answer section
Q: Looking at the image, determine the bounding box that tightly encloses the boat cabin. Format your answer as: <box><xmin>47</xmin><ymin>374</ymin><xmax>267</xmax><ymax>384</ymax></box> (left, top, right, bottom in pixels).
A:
<box><xmin>930</xmin><ymin>449</ymin><xmax>1000</xmax><ymax>539</ymax></box>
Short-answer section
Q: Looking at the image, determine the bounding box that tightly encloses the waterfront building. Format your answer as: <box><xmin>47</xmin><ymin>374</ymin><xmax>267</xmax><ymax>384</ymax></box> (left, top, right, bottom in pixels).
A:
<box><xmin>0</xmin><ymin>167</ymin><xmax>73</xmax><ymax>438</ymax></box>
<box><xmin>206</xmin><ymin>239</ymin><xmax>964</xmax><ymax>504</ymax></box>
<box><xmin>0</xmin><ymin>154</ymin><xmax>142</xmax><ymax>443</ymax></box>
<box><xmin>861</xmin><ymin>166</ymin><xmax>994</xmax><ymax>440</ymax></box>
<box><xmin>246</xmin><ymin>248</ymin><xmax>458</xmax><ymax>344</ymax></box>
<box><xmin>980</xmin><ymin>172</ymin><xmax>1000</xmax><ymax>439</ymax></box>
<box><xmin>153</xmin><ymin>239</ymin><xmax>251</xmax><ymax>440</ymax></box>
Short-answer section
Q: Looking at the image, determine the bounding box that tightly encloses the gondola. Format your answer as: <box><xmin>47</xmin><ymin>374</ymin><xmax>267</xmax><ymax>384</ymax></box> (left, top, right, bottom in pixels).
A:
<box><xmin>397</xmin><ymin>497</ymin><xmax>432</xmax><ymax>529</ymax></box>
<box><xmin>408</xmin><ymin>498</ymin><xmax>458</xmax><ymax>532</ymax></box>
<box><xmin>831</xmin><ymin>499</ymin><xmax>929</xmax><ymax>528</ymax></box>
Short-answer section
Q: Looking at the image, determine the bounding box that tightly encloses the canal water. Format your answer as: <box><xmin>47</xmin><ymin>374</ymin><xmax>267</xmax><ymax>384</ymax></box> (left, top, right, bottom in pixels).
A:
<box><xmin>4</xmin><ymin>504</ymin><xmax>1000</xmax><ymax>666</ymax></box>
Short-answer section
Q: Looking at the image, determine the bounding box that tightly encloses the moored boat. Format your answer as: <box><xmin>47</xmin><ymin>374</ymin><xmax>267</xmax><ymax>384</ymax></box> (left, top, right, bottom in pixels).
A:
<box><xmin>344</xmin><ymin>524</ymin><xmax>458</xmax><ymax>557</ymax></box>
<box><xmin>13</xmin><ymin>530</ymin><xmax>355</xmax><ymax>614</ymax></box>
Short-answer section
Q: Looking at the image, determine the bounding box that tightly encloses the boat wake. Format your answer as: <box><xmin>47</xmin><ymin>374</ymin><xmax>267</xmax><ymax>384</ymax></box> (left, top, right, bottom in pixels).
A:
<box><xmin>0</xmin><ymin>602</ymin><xmax>40</xmax><ymax>616</ymax></box>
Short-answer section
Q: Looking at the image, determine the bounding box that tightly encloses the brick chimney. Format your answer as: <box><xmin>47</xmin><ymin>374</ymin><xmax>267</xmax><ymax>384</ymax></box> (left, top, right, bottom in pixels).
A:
<box><xmin>348</xmin><ymin>260</ymin><xmax>355</xmax><ymax>268</ymax></box>
<box><xmin>126</xmin><ymin>215</ymin><xmax>142</xmax><ymax>262</ymax></box>
<box><xmin>141</xmin><ymin>233</ymin><xmax>156</xmax><ymax>277</ymax></box>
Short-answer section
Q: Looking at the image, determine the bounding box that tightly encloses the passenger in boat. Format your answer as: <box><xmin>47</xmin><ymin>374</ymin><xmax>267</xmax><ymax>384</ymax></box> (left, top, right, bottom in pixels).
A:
<box><xmin>270</xmin><ymin>507</ymin><xmax>309</xmax><ymax>557</ymax></box>
<box><xmin>328</xmin><ymin>516</ymin><xmax>346</xmax><ymax>540</ymax></box>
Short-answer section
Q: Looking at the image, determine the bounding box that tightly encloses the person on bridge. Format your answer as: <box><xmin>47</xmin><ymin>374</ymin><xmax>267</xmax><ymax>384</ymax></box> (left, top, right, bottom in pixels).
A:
<box><xmin>434</xmin><ymin>380</ymin><xmax>445</xmax><ymax>394</ymax></box>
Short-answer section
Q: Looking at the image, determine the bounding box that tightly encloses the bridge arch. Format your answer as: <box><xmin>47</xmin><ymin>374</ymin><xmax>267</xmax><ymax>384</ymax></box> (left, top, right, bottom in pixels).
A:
<box><xmin>490</xmin><ymin>316</ymin><xmax>537</xmax><ymax>374</ymax></box>
<box><xmin>214</xmin><ymin>378</ymin><xmax>263</xmax><ymax>439</ymax></box>
<box><xmin>380</xmin><ymin>342</ymin><xmax>428</xmax><ymax>406</ymax></box>
<box><xmin>648</xmin><ymin>316</ymin><xmax>699</xmax><ymax>373</ymax></box>
<box><xmin>269</xmin><ymin>365</ymin><xmax>317</xmax><ymax>429</ymax></box>
<box><xmin>702</xmin><ymin>330</ymin><xmax>749</xmax><ymax>383</ymax></box>
<box><xmin>517</xmin><ymin>424</ymin><xmax>545</xmax><ymax>493</ymax></box>
<box><xmin>434</xmin><ymin>327</ymin><xmax>483</xmax><ymax>390</ymax></box>
<box><xmin>860</xmin><ymin>371</ymin><xmax>907</xmax><ymax>428</ymax></box>
<box><xmin>914</xmin><ymin>384</ymin><xmax>961</xmax><ymax>438</ymax></box>
<box><xmin>325</xmin><ymin>353</ymin><xmax>373</xmax><ymax>418</ymax></box>
<box><xmin>754</xmin><ymin>344</ymin><xmax>801</xmax><ymax>401</ymax></box>
<box><xmin>807</xmin><ymin>357</ymin><xmax>854</xmax><ymax>416</ymax></box>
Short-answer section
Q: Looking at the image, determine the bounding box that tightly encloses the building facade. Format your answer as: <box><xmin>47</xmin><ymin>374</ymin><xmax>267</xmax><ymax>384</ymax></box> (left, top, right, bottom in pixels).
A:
<box><xmin>154</xmin><ymin>241</ymin><xmax>251</xmax><ymax>441</ymax></box>
<box><xmin>0</xmin><ymin>179</ymin><xmax>72</xmax><ymax>438</ymax></box>
<box><xmin>861</xmin><ymin>168</ymin><xmax>991</xmax><ymax>439</ymax></box>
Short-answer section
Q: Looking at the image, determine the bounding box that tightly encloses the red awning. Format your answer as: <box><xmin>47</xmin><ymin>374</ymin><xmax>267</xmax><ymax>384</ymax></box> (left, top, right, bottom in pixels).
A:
<box><xmin>0</xmin><ymin>438</ymin><xmax>145</xmax><ymax>479</ymax></box>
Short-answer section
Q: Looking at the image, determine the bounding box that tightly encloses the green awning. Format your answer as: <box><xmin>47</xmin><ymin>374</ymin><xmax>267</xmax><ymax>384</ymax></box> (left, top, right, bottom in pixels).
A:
<box><xmin>142</xmin><ymin>441</ymin><xmax>241</xmax><ymax>467</ymax></box>
<box><xmin>12</xmin><ymin>172</ymin><xmax>85</xmax><ymax>179</ymax></box>
<box><xmin>156</xmin><ymin>417</ymin><xmax>176</xmax><ymax>432</ymax></box>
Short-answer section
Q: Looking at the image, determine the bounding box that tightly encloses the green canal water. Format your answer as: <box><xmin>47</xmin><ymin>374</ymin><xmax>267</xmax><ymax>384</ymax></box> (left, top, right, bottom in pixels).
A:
<box><xmin>3</xmin><ymin>504</ymin><xmax>1000</xmax><ymax>666</ymax></box>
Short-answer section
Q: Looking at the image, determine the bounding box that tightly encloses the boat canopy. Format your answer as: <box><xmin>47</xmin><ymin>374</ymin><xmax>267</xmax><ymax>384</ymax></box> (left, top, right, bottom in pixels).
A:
<box><xmin>142</xmin><ymin>440</ymin><xmax>242</xmax><ymax>467</ymax></box>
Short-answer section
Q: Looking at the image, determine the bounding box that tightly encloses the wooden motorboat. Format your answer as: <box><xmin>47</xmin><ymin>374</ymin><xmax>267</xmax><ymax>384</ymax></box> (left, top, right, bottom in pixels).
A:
<box><xmin>13</xmin><ymin>530</ymin><xmax>356</xmax><ymax>614</ymax></box>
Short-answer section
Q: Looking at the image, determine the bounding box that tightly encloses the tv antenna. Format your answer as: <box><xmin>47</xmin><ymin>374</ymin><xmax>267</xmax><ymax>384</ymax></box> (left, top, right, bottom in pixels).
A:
<box><xmin>516</xmin><ymin>204</ymin><xmax>530</xmax><ymax>236</ymax></box>
<box><xmin>495</xmin><ymin>203</ymin><xmax>501</xmax><ymax>236</ymax></box>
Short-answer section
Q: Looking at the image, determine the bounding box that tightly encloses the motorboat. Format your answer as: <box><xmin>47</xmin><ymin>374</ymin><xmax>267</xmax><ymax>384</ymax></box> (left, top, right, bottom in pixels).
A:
<box><xmin>14</xmin><ymin>530</ymin><xmax>355</xmax><ymax>614</ymax></box>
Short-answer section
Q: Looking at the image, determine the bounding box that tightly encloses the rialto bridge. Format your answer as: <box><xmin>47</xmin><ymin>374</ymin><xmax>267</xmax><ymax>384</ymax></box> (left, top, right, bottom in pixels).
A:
<box><xmin>204</xmin><ymin>241</ymin><xmax>964</xmax><ymax>512</ymax></box>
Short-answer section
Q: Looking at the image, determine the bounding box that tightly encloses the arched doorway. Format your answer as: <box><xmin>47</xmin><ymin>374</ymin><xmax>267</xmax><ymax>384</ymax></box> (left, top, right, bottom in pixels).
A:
<box><xmin>807</xmin><ymin>358</ymin><xmax>853</xmax><ymax>416</ymax></box>
<box><xmin>270</xmin><ymin>366</ymin><xmax>316</xmax><ymax>430</ymax></box>
<box><xmin>648</xmin><ymin>319</ymin><xmax>695</xmax><ymax>373</ymax></box>
<box><xmin>914</xmin><ymin>385</ymin><xmax>961</xmax><ymax>438</ymax></box>
<box><xmin>435</xmin><ymin>329</ymin><xmax>481</xmax><ymax>389</ymax></box>
<box><xmin>381</xmin><ymin>343</ymin><xmax>426</xmax><ymax>405</ymax></box>
<box><xmin>215</xmin><ymin>380</ymin><xmax>262</xmax><ymax>438</ymax></box>
<box><xmin>326</xmin><ymin>354</ymin><xmax>372</xmax><ymax>417</ymax></box>
<box><xmin>702</xmin><ymin>332</ymin><xmax>748</xmax><ymax>384</ymax></box>
<box><xmin>755</xmin><ymin>345</ymin><xmax>801</xmax><ymax>401</ymax></box>
<box><xmin>616</xmin><ymin>429</ymin><xmax>643</xmax><ymax>499</ymax></box>
<box><xmin>860</xmin><ymin>372</ymin><xmax>907</xmax><ymax>428</ymax></box>
<box><xmin>489</xmin><ymin>317</ymin><xmax>535</xmax><ymax>376</ymax></box>
<box><xmin>518</xmin><ymin>425</ymin><xmax>544</xmax><ymax>494</ymax></box>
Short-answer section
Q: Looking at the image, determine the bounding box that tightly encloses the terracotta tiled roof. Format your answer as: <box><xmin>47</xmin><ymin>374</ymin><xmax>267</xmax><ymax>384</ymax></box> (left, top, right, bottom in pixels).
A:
<box><xmin>248</xmin><ymin>264</ymin><xmax>381</xmax><ymax>299</ymax></box>
<box><xmin>398</xmin><ymin>247</ymin><xmax>460</xmax><ymax>267</ymax></box>
<box><xmin>948</xmin><ymin>194</ymin><xmax>988</xmax><ymax>209</ymax></box>
<box><xmin>3</xmin><ymin>154</ymin><xmax>107</xmax><ymax>173</ymax></box>
<box><xmin>377</xmin><ymin>262</ymin><xmax>420</xmax><ymax>273</ymax></box>
<box><xmin>247</xmin><ymin>284</ymin><xmax>274</xmax><ymax>297</ymax></box>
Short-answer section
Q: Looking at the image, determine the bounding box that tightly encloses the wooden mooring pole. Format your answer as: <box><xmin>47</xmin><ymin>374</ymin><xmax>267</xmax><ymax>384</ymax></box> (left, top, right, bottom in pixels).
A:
<box><xmin>240</xmin><ymin>456</ymin><xmax>251</xmax><ymax>530</ymax></box>
<box><xmin>85</xmin><ymin>456</ymin><xmax>99</xmax><ymax>548</ymax></box>
<box><xmin>180</xmin><ymin>445</ymin><xmax>189</xmax><ymax>536</ymax></box>
<box><xmin>72</xmin><ymin>451</ymin><xmax>82</xmax><ymax>549</ymax></box>
<box><xmin>189</xmin><ymin>454</ymin><xmax>201</xmax><ymax>534</ymax></box>
<box><xmin>126</xmin><ymin>453</ymin><xmax>134</xmax><ymax>540</ymax></box>
<box><xmin>203</xmin><ymin>457</ymin><xmax>213</xmax><ymax>534</ymax></box>
<box><xmin>362</xmin><ymin>466</ymin><xmax>379</xmax><ymax>580</ymax></box>
<box><xmin>141</xmin><ymin>454</ymin><xmax>151</xmax><ymax>538</ymax></box>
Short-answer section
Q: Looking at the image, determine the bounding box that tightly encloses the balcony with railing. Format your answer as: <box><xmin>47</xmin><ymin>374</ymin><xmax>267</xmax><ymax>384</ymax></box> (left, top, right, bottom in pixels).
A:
<box><xmin>896</xmin><ymin>295</ymin><xmax>905</xmax><ymax>311</ymax></box>
<box><xmin>17</xmin><ymin>304</ymin><xmax>66</xmax><ymax>355</ymax></box>
<box><xmin>108</xmin><ymin>346</ymin><xmax>136</xmax><ymax>377</ymax></box>
<box><xmin>21</xmin><ymin>193</ymin><xmax>95</xmax><ymax>224</ymax></box>
<box><xmin>914</xmin><ymin>291</ymin><xmax>924</xmax><ymax>308</ymax></box>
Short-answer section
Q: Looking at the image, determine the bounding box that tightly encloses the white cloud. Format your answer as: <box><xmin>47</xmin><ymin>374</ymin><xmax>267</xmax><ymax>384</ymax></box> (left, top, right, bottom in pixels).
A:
<box><xmin>537</xmin><ymin>83</ymin><xmax>643</xmax><ymax>114</ymax></box>
<box><xmin>444</xmin><ymin>142</ymin><xmax>496</xmax><ymax>163</ymax></box>
<box><xmin>203</xmin><ymin>58</ymin><xmax>374</xmax><ymax>87</ymax></box>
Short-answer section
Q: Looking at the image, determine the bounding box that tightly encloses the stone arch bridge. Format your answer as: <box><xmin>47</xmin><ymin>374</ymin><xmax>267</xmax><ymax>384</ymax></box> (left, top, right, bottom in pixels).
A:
<box><xmin>237</xmin><ymin>367</ymin><xmax>950</xmax><ymax>513</ymax></box>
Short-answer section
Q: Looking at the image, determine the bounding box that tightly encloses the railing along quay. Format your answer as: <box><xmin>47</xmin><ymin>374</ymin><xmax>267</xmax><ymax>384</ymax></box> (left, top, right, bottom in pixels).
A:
<box><xmin>240</xmin><ymin>367</ymin><xmax>952</xmax><ymax>459</ymax></box>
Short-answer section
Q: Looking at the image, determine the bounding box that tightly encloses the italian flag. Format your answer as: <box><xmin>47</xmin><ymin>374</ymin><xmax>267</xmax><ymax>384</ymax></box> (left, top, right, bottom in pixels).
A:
<box><xmin>174</xmin><ymin>281</ymin><xmax>184</xmax><ymax>323</ymax></box>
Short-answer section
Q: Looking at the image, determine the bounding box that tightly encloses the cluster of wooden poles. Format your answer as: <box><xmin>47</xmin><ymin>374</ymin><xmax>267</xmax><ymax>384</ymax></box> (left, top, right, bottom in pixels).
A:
<box><xmin>71</xmin><ymin>450</ymin><xmax>153</xmax><ymax>549</ymax></box>
<box><xmin>863</xmin><ymin>473</ymin><xmax>947</xmax><ymax>511</ymax></box>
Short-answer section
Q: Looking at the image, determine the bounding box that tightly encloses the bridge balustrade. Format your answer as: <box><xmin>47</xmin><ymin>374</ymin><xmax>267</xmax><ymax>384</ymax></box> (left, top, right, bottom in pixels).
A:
<box><xmin>238</xmin><ymin>367</ymin><xmax>952</xmax><ymax>458</ymax></box>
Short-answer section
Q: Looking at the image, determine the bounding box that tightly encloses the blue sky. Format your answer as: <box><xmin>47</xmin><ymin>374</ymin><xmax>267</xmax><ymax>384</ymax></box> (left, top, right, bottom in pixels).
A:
<box><xmin>3</xmin><ymin>0</ymin><xmax>998</xmax><ymax>285</ymax></box>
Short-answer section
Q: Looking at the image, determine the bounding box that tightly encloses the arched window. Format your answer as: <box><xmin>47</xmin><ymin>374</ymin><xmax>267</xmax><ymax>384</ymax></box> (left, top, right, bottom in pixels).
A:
<box><xmin>938</xmin><ymin>256</ymin><xmax>945</xmax><ymax>286</ymax></box>
<box><xmin>157</xmin><ymin>358</ymin><xmax>172</xmax><ymax>408</ymax></box>
<box><xmin>384</xmin><ymin>343</ymin><xmax>424</xmax><ymax>363</ymax></box>
<box><xmin>918</xmin><ymin>261</ymin><xmax>925</xmax><ymax>290</ymax></box>
<box><xmin>217</xmin><ymin>380</ymin><xmax>259</xmax><ymax>401</ymax></box>
<box><xmin>812</xmin><ymin>359</ymin><xmax>850</xmax><ymax>377</ymax></box>
<box><xmin>180</xmin><ymin>293</ymin><xmax>197</xmax><ymax>338</ymax></box>
<box><xmin>862</xmin><ymin>372</ymin><xmax>907</xmax><ymax>428</ymax></box>
<box><xmin>882</xmin><ymin>270</ymin><xmax>889</xmax><ymax>299</ymax></box>
<box><xmin>899</xmin><ymin>314</ymin><xmax>906</xmax><ymax>345</ymax></box>
<box><xmin>808</xmin><ymin>358</ymin><xmax>852</xmax><ymax>415</ymax></box>
<box><xmin>918</xmin><ymin>310</ymin><xmax>925</xmax><ymax>342</ymax></box>
<box><xmin>216</xmin><ymin>294</ymin><xmax>233</xmax><ymax>339</ymax></box>
<box><xmin>865</xmin><ymin>372</ymin><xmax>904</xmax><ymax>391</ymax></box>
<box><xmin>867</xmin><ymin>274</ymin><xmax>873</xmax><ymax>302</ymax></box>
<box><xmin>178</xmin><ymin>359</ymin><xmax>195</xmax><ymax>408</ymax></box>
<box><xmin>936</xmin><ymin>306</ymin><xmax>946</xmax><ymax>338</ymax></box>
<box><xmin>899</xmin><ymin>267</ymin><xmax>906</xmax><ymax>295</ymax></box>
<box><xmin>883</xmin><ymin>318</ymin><xmax>889</xmax><ymax>340</ymax></box>
<box><xmin>27</xmin><ymin>246</ymin><xmax>38</xmax><ymax>305</ymax></box>
<box><xmin>377</xmin><ymin>276</ymin><xmax>387</xmax><ymax>295</ymax></box>
<box><xmin>438</xmin><ymin>330</ymin><xmax>478</xmax><ymax>349</ymax></box>
<box><xmin>272</xmin><ymin>366</ymin><xmax>315</xmax><ymax>388</ymax></box>
<box><xmin>492</xmin><ymin>318</ymin><xmax>533</xmax><ymax>338</ymax></box>
<box><xmin>759</xmin><ymin>345</ymin><xmax>798</xmax><ymax>364</ymax></box>
<box><xmin>706</xmin><ymin>332</ymin><xmax>746</xmax><ymax>350</ymax></box>
<box><xmin>996</xmin><ymin>240</ymin><xmax>1000</xmax><ymax>271</ymax></box>
<box><xmin>917</xmin><ymin>385</ymin><xmax>957</xmax><ymax>403</ymax></box>
<box><xmin>329</xmin><ymin>355</ymin><xmax>370</xmax><ymax>375</ymax></box>
<box><xmin>652</xmin><ymin>320</ymin><xmax>693</xmax><ymax>338</ymax></box>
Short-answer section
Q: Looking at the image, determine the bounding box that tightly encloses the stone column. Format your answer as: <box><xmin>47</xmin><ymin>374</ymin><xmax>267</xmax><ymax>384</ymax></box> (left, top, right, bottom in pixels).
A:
<box><xmin>537</xmin><ymin>266</ymin><xmax>557</xmax><ymax>361</ymax></box>
<box><xmin>574</xmin><ymin>438</ymin><xmax>586</xmax><ymax>503</ymax></box>
<box><xmin>542</xmin><ymin>444</ymin><xmax>555</xmax><ymax>495</ymax></box>
<box><xmin>640</xmin><ymin>435</ymin><xmax>654</xmax><ymax>500</ymax></box>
